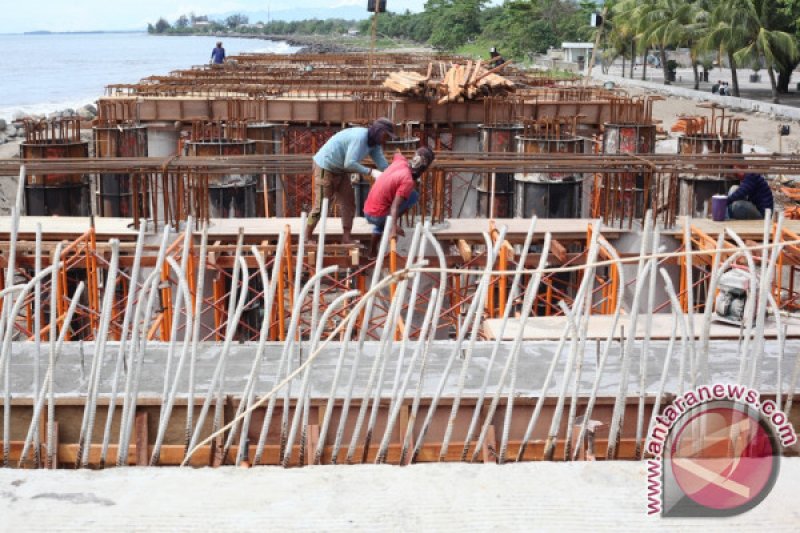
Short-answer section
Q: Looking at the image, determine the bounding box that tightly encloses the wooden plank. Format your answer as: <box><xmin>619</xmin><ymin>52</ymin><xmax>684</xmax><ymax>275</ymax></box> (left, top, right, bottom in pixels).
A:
<box><xmin>482</xmin><ymin>425</ymin><xmax>497</xmax><ymax>464</ymax></box>
<box><xmin>2</xmin><ymin>437</ymin><xmax>677</xmax><ymax>467</ymax></box>
<box><xmin>457</xmin><ymin>239</ymin><xmax>472</xmax><ymax>262</ymax></box>
<box><xmin>305</xmin><ymin>425</ymin><xmax>320</xmax><ymax>466</ymax></box>
<box><xmin>550</xmin><ymin>239</ymin><xmax>568</xmax><ymax>264</ymax></box>
<box><xmin>135</xmin><ymin>411</ymin><xmax>148</xmax><ymax>466</ymax></box>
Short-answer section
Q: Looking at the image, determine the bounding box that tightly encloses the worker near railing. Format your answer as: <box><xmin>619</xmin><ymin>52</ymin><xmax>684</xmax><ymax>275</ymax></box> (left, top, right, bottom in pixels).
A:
<box><xmin>727</xmin><ymin>173</ymin><xmax>774</xmax><ymax>219</ymax></box>
<box><xmin>364</xmin><ymin>147</ymin><xmax>435</xmax><ymax>257</ymax></box>
<box><xmin>210</xmin><ymin>42</ymin><xmax>226</xmax><ymax>65</ymax></box>
<box><xmin>306</xmin><ymin>118</ymin><xmax>395</xmax><ymax>244</ymax></box>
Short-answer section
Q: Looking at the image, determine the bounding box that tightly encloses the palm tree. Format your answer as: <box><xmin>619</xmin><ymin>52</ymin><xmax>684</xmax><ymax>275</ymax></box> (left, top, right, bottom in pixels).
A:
<box><xmin>639</xmin><ymin>0</ymin><xmax>709</xmax><ymax>88</ymax></box>
<box><xmin>705</xmin><ymin>0</ymin><xmax>750</xmax><ymax>97</ymax></box>
<box><xmin>613</xmin><ymin>0</ymin><xmax>652</xmax><ymax>78</ymax></box>
<box><xmin>730</xmin><ymin>0</ymin><xmax>798</xmax><ymax>103</ymax></box>
<box><xmin>706</xmin><ymin>0</ymin><xmax>798</xmax><ymax>101</ymax></box>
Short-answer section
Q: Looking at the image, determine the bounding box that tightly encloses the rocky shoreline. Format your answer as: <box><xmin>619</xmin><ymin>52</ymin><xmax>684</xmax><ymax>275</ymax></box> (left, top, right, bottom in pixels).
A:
<box><xmin>0</xmin><ymin>104</ymin><xmax>98</xmax><ymax>148</ymax></box>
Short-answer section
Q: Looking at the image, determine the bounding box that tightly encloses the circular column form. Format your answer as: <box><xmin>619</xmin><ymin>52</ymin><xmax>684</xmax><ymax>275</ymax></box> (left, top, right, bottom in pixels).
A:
<box><xmin>677</xmin><ymin>133</ymin><xmax>744</xmax><ymax>218</ymax></box>
<box><xmin>246</xmin><ymin>123</ymin><xmax>285</xmax><ymax>217</ymax></box>
<box><xmin>477</xmin><ymin>123</ymin><xmax>523</xmax><ymax>218</ymax></box>
<box><xmin>185</xmin><ymin>139</ymin><xmax>258</xmax><ymax>218</ymax></box>
<box><xmin>514</xmin><ymin>135</ymin><xmax>585</xmax><ymax>218</ymax></box>
<box><xmin>93</xmin><ymin>125</ymin><xmax>148</xmax><ymax>217</ymax></box>
<box><xmin>21</xmin><ymin>140</ymin><xmax>90</xmax><ymax>216</ymax></box>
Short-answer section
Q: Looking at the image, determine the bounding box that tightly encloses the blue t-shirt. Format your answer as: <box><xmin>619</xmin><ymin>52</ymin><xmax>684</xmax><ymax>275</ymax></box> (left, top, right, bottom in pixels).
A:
<box><xmin>312</xmin><ymin>127</ymin><xmax>389</xmax><ymax>176</ymax></box>
<box><xmin>211</xmin><ymin>47</ymin><xmax>225</xmax><ymax>64</ymax></box>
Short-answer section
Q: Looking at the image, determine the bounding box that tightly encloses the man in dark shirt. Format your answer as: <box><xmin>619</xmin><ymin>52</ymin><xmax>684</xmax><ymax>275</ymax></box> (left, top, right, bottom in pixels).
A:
<box><xmin>727</xmin><ymin>173</ymin><xmax>773</xmax><ymax>219</ymax></box>
<box><xmin>489</xmin><ymin>47</ymin><xmax>505</xmax><ymax>69</ymax></box>
<box><xmin>211</xmin><ymin>42</ymin><xmax>226</xmax><ymax>65</ymax></box>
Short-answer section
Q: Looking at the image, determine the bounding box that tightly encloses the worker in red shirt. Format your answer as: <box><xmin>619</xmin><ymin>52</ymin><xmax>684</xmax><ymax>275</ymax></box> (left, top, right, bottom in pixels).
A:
<box><xmin>363</xmin><ymin>146</ymin><xmax>435</xmax><ymax>257</ymax></box>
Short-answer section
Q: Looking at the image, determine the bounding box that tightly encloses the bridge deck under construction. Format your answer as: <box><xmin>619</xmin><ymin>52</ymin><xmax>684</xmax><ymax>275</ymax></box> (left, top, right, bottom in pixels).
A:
<box><xmin>0</xmin><ymin>50</ymin><xmax>798</xmax><ymax>478</ymax></box>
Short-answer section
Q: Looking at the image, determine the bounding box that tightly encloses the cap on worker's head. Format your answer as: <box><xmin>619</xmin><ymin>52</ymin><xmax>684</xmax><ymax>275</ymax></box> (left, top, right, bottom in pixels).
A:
<box><xmin>373</xmin><ymin>117</ymin><xmax>396</xmax><ymax>137</ymax></box>
<box><xmin>367</xmin><ymin>117</ymin><xmax>397</xmax><ymax>145</ymax></box>
<box><xmin>490</xmin><ymin>47</ymin><xmax>497</xmax><ymax>54</ymax></box>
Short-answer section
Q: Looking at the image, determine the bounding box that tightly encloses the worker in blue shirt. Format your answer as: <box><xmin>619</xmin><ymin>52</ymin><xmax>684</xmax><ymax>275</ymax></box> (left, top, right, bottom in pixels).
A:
<box><xmin>210</xmin><ymin>42</ymin><xmax>226</xmax><ymax>65</ymax></box>
<box><xmin>306</xmin><ymin>118</ymin><xmax>395</xmax><ymax>243</ymax></box>
<box><xmin>727</xmin><ymin>173</ymin><xmax>774</xmax><ymax>219</ymax></box>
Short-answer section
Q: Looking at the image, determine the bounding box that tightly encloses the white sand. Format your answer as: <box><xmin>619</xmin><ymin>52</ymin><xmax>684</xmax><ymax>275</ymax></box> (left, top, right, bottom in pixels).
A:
<box><xmin>626</xmin><ymin>86</ymin><xmax>799</xmax><ymax>154</ymax></box>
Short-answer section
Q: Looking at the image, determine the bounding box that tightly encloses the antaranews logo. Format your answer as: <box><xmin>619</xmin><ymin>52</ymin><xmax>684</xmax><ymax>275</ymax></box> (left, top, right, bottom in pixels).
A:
<box><xmin>645</xmin><ymin>384</ymin><xmax>796</xmax><ymax>517</ymax></box>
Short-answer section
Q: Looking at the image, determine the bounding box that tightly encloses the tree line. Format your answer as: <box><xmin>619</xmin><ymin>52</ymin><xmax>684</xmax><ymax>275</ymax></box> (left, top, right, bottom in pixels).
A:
<box><xmin>147</xmin><ymin>0</ymin><xmax>800</xmax><ymax>103</ymax></box>
<box><xmin>147</xmin><ymin>1</ymin><xmax>594</xmax><ymax>59</ymax></box>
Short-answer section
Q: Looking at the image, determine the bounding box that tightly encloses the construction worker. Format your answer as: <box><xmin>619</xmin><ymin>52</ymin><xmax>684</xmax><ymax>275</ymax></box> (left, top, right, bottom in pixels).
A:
<box><xmin>364</xmin><ymin>147</ymin><xmax>435</xmax><ymax>257</ymax></box>
<box><xmin>727</xmin><ymin>173</ymin><xmax>774</xmax><ymax>219</ymax></box>
<box><xmin>306</xmin><ymin>118</ymin><xmax>395</xmax><ymax>244</ymax></box>
<box><xmin>489</xmin><ymin>47</ymin><xmax>505</xmax><ymax>69</ymax></box>
<box><xmin>210</xmin><ymin>42</ymin><xmax>226</xmax><ymax>65</ymax></box>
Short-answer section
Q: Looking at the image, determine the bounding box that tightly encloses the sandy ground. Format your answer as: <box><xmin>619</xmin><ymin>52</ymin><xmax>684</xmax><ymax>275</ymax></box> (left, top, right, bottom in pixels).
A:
<box><xmin>623</xmin><ymin>85</ymin><xmax>800</xmax><ymax>155</ymax></box>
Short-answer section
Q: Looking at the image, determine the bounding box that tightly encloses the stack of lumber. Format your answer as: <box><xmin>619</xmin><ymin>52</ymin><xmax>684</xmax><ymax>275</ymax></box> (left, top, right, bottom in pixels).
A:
<box><xmin>381</xmin><ymin>60</ymin><xmax>514</xmax><ymax>103</ymax></box>
<box><xmin>382</xmin><ymin>66</ymin><xmax>431</xmax><ymax>96</ymax></box>
<box><xmin>437</xmin><ymin>60</ymin><xmax>515</xmax><ymax>104</ymax></box>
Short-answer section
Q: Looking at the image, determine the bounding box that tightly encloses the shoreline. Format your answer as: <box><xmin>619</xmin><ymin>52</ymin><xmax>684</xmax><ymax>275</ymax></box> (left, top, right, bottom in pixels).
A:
<box><xmin>155</xmin><ymin>31</ymin><xmax>364</xmax><ymax>54</ymax></box>
<box><xmin>156</xmin><ymin>31</ymin><xmax>432</xmax><ymax>55</ymax></box>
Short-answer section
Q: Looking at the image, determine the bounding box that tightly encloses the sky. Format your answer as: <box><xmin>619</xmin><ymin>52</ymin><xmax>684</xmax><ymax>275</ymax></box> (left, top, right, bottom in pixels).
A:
<box><xmin>2</xmin><ymin>0</ymin><xmax>430</xmax><ymax>33</ymax></box>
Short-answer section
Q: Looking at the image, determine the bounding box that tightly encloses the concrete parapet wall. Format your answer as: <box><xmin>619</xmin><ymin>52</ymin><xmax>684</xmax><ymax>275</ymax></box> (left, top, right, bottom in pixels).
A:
<box><xmin>592</xmin><ymin>72</ymin><xmax>800</xmax><ymax>122</ymax></box>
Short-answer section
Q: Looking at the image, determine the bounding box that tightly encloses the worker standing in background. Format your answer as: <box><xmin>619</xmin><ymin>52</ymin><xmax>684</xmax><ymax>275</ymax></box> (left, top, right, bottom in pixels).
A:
<box><xmin>364</xmin><ymin>147</ymin><xmax>436</xmax><ymax>257</ymax></box>
<box><xmin>306</xmin><ymin>118</ymin><xmax>396</xmax><ymax>244</ymax></box>
<box><xmin>489</xmin><ymin>47</ymin><xmax>505</xmax><ymax>68</ymax></box>
<box><xmin>210</xmin><ymin>42</ymin><xmax>226</xmax><ymax>65</ymax></box>
<box><xmin>727</xmin><ymin>173</ymin><xmax>774</xmax><ymax>219</ymax></box>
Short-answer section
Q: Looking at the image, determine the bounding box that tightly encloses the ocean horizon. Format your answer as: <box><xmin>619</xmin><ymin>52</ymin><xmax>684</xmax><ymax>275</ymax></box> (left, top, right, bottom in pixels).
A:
<box><xmin>0</xmin><ymin>33</ymin><xmax>299</xmax><ymax>121</ymax></box>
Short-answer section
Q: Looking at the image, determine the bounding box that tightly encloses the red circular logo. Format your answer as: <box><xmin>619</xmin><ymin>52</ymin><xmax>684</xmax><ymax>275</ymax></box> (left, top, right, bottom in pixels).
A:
<box><xmin>670</xmin><ymin>405</ymin><xmax>778</xmax><ymax>512</ymax></box>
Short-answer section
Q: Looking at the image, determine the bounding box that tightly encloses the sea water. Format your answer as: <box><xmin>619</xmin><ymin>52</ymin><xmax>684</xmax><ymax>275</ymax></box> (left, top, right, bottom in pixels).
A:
<box><xmin>0</xmin><ymin>32</ymin><xmax>299</xmax><ymax>121</ymax></box>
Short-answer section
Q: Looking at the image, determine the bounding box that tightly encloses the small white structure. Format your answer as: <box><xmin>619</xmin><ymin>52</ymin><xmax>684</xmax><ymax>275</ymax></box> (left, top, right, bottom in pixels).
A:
<box><xmin>561</xmin><ymin>42</ymin><xmax>594</xmax><ymax>64</ymax></box>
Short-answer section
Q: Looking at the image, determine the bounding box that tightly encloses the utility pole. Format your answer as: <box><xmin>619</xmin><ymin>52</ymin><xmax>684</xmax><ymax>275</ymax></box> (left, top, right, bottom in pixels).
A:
<box><xmin>586</xmin><ymin>7</ymin><xmax>608</xmax><ymax>83</ymax></box>
<box><xmin>367</xmin><ymin>3</ymin><xmax>382</xmax><ymax>87</ymax></box>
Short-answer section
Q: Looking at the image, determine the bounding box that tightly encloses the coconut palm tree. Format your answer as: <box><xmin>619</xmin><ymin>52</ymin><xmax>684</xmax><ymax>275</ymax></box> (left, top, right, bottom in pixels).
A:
<box><xmin>614</xmin><ymin>0</ymin><xmax>655</xmax><ymax>79</ymax></box>
<box><xmin>639</xmin><ymin>0</ymin><xmax>709</xmax><ymax>88</ymax></box>
<box><xmin>705</xmin><ymin>0</ymin><xmax>798</xmax><ymax>101</ymax></box>
<box><xmin>728</xmin><ymin>0</ymin><xmax>798</xmax><ymax>103</ymax></box>
<box><xmin>704</xmin><ymin>0</ymin><xmax>750</xmax><ymax>96</ymax></box>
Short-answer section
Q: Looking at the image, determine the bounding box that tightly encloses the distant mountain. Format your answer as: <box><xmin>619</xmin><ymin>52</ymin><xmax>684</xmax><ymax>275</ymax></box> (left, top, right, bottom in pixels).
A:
<box><xmin>215</xmin><ymin>6</ymin><xmax>372</xmax><ymax>23</ymax></box>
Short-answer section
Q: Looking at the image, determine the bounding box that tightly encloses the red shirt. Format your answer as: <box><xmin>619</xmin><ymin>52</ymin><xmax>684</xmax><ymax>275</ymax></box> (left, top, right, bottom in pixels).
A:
<box><xmin>364</xmin><ymin>153</ymin><xmax>415</xmax><ymax>217</ymax></box>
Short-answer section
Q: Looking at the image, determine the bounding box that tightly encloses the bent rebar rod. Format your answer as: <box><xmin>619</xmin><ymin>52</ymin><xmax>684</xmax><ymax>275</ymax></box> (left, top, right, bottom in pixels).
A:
<box><xmin>252</xmin><ymin>265</ymin><xmax>339</xmax><ymax>465</ymax></box>
<box><xmin>282</xmin><ymin>290</ymin><xmax>359</xmax><ymax>467</ymax></box>
<box><xmin>77</xmin><ymin>240</ymin><xmax>120</xmax><ymax>467</ymax></box>
<box><xmin>100</xmin><ymin>222</ymin><xmax>146</xmax><ymax>467</ymax></box>
<box><xmin>150</xmin><ymin>256</ymin><xmax>195</xmax><ymax>466</ymax></box>
<box><xmin>462</xmin><ymin>216</ymin><xmax>537</xmax><ymax>461</ymax></box>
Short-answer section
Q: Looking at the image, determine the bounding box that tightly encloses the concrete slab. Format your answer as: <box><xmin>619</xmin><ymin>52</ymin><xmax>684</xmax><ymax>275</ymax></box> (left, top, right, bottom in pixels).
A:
<box><xmin>1</xmin><ymin>460</ymin><xmax>798</xmax><ymax>531</ymax></box>
<box><xmin>3</xmin><ymin>339</ymin><xmax>796</xmax><ymax>402</ymax></box>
